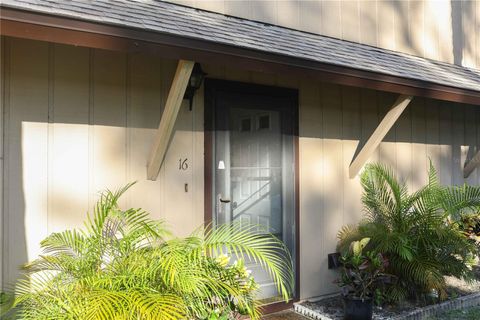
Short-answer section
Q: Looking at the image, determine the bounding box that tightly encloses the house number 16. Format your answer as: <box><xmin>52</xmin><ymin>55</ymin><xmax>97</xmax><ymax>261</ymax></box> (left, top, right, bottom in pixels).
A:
<box><xmin>178</xmin><ymin>158</ymin><xmax>189</xmax><ymax>171</ymax></box>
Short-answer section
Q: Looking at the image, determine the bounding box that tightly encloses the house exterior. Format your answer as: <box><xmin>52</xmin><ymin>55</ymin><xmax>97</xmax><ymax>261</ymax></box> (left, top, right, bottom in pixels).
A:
<box><xmin>1</xmin><ymin>0</ymin><xmax>480</xmax><ymax>311</ymax></box>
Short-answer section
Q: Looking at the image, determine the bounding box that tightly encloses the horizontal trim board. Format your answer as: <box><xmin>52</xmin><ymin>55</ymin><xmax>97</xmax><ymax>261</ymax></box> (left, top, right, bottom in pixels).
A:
<box><xmin>1</xmin><ymin>8</ymin><xmax>480</xmax><ymax>105</ymax></box>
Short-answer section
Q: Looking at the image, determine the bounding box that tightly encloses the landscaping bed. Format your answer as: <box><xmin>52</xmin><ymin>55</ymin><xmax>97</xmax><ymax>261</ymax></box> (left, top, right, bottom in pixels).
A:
<box><xmin>427</xmin><ymin>306</ymin><xmax>480</xmax><ymax>320</ymax></box>
<box><xmin>300</xmin><ymin>163</ymin><xmax>480</xmax><ymax>320</ymax></box>
<box><xmin>295</xmin><ymin>266</ymin><xmax>480</xmax><ymax>320</ymax></box>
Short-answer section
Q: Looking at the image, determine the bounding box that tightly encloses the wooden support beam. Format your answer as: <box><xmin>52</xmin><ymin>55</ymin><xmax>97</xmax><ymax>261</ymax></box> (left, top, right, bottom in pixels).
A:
<box><xmin>147</xmin><ymin>60</ymin><xmax>195</xmax><ymax>180</ymax></box>
<box><xmin>349</xmin><ymin>95</ymin><xmax>413</xmax><ymax>178</ymax></box>
<box><xmin>464</xmin><ymin>150</ymin><xmax>480</xmax><ymax>178</ymax></box>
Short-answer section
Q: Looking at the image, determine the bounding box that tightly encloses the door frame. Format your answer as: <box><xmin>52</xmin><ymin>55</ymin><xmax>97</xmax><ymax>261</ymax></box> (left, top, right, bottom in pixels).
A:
<box><xmin>204</xmin><ymin>78</ymin><xmax>300</xmax><ymax>311</ymax></box>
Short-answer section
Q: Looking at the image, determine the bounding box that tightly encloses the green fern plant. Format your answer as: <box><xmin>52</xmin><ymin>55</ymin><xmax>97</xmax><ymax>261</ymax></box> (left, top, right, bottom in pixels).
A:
<box><xmin>338</xmin><ymin>163</ymin><xmax>477</xmax><ymax>302</ymax></box>
<box><xmin>1</xmin><ymin>183</ymin><xmax>293</xmax><ymax>319</ymax></box>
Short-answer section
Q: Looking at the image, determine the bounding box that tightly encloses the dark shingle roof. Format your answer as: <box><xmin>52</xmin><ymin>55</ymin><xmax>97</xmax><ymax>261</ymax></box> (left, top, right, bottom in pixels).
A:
<box><xmin>2</xmin><ymin>0</ymin><xmax>480</xmax><ymax>93</ymax></box>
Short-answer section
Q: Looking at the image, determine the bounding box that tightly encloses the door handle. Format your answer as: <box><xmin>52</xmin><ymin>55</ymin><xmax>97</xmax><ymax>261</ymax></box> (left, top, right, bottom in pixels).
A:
<box><xmin>219</xmin><ymin>198</ymin><xmax>231</xmax><ymax>203</ymax></box>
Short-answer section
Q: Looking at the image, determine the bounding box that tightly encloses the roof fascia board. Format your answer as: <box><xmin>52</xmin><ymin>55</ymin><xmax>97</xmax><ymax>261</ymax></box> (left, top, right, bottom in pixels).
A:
<box><xmin>1</xmin><ymin>8</ymin><xmax>480</xmax><ymax>105</ymax></box>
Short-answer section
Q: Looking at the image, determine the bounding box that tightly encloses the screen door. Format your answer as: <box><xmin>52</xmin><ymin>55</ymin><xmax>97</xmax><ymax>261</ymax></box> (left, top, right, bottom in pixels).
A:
<box><xmin>207</xmin><ymin>80</ymin><xmax>297</xmax><ymax>302</ymax></box>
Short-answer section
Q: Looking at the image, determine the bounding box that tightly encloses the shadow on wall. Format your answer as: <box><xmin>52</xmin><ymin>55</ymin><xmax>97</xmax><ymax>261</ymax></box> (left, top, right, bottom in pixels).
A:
<box><xmin>451</xmin><ymin>0</ymin><xmax>478</xmax><ymax>67</ymax></box>
<box><xmin>1</xmin><ymin>38</ymin><xmax>203</xmax><ymax>288</ymax></box>
<box><xmin>451</xmin><ymin>0</ymin><xmax>463</xmax><ymax>66</ymax></box>
<box><xmin>390</xmin><ymin>0</ymin><xmax>415</xmax><ymax>56</ymax></box>
<box><xmin>2</xmin><ymin>35</ymin><xmax>479</xmax><ymax>298</ymax></box>
<box><xmin>191</xmin><ymin>0</ymin><xmax>479</xmax><ymax>68</ymax></box>
<box><xmin>331</xmin><ymin>0</ymin><xmax>477</xmax><ymax>67</ymax></box>
<box><xmin>297</xmin><ymin>82</ymin><xmax>479</xmax><ymax>298</ymax></box>
<box><xmin>300</xmin><ymin>178</ymin><xmax>339</xmax><ymax>297</ymax></box>
<box><xmin>299</xmin><ymin>84</ymin><xmax>478</xmax><ymax>185</ymax></box>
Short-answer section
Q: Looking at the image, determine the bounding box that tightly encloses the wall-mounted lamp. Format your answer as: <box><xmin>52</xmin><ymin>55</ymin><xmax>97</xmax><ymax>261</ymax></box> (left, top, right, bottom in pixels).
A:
<box><xmin>183</xmin><ymin>63</ymin><xmax>207</xmax><ymax>111</ymax></box>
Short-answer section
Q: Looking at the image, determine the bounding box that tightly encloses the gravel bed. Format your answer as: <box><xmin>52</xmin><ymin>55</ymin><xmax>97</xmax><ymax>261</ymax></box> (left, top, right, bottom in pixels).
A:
<box><xmin>300</xmin><ymin>296</ymin><xmax>420</xmax><ymax>320</ymax></box>
<box><xmin>297</xmin><ymin>266</ymin><xmax>480</xmax><ymax>320</ymax></box>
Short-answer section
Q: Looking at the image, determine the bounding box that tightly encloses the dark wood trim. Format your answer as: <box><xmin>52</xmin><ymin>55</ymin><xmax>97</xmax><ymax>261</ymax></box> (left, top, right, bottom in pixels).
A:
<box><xmin>204</xmin><ymin>79</ymin><xmax>300</xmax><ymax>313</ymax></box>
<box><xmin>262</xmin><ymin>300</ymin><xmax>295</xmax><ymax>315</ymax></box>
<box><xmin>204</xmin><ymin>82</ymin><xmax>214</xmax><ymax>227</ymax></box>
<box><xmin>1</xmin><ymin>8</ymin><xmax>480</xmax><ymax>105</ymax></box>
<box><xmin>293</xmin><ymin>93</ymin><xmax>300</xmax><ymax>302</ymax></box>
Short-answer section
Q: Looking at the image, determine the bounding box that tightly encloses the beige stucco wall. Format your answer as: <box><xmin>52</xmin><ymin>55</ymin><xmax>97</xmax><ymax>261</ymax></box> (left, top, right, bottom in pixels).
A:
<box><xmin>171</xmin><ymin>0</ymin><xmax>480</xmax><ymax>69</ymax></box>
<box><xmin>2</xmin><ymin>37</ymin><xmax>480</xmax><ymax>299</ymax></box>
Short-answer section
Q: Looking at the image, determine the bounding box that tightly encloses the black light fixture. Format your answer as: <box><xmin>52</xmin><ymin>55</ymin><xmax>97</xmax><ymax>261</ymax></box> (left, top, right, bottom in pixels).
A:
<box><xmin>184</xmin><ymin>63</ymin><xmax>207</xmax><ymax>110</ymax></box>
<box><xmin>328</xmin><ymin>252</ymin><xmax>341</xmax><ymax>269</ymax></box>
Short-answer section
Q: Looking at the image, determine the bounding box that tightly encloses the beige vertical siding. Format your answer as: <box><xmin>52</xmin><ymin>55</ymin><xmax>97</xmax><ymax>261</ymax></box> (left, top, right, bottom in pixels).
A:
<box><xmin>1</xmin><ymin>38</ymin><xmax>204</xmax><ymax>286</ymax></box>
<box><xmin>2</xmin><ymin>37</ymin><xmax>480</xmax><ymax>300</ymax></box>
<box><xmin>0</xmin><ymin>37</ymin><xmax>5</xmax><ymax>289</ymax></box>
<box><xmin>298</xmin><ymin>85</ymin><xmax>480</xmax><ymax>299</ymax></box>
<box><xmin>5</xmin><ymin>39</ymin><xmax>50</xmax><ymax>289</ymax></box>
<box><xmin>170</xmin><ymin>0</ymin><xmax>480</xmax><ymax>68</ymax></box>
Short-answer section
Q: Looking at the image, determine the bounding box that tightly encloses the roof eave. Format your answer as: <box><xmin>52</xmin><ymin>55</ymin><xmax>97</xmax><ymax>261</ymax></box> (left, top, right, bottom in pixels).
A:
<box><xmin>1</xmin><ymin>7</ymin><xmax>480</xmax><ymax>105</ymax></box>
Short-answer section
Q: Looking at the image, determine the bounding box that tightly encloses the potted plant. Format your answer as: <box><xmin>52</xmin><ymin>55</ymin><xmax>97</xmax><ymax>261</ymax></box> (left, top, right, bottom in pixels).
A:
<box><xmin>336</xmin><ymin>238</ymin><xmax>388</xmax><ymax>320</ymax></box>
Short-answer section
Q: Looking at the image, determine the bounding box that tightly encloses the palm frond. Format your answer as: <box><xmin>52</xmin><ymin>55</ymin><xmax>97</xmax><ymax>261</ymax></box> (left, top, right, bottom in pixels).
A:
<box><xmin>202</xmin><ymin>223</ymin><xmax>294</xmax><ymax>301</ymax></box>
<box><xmin>2</xmin><ymin>182</ymin><xmax>292</xmax><ymax>319</ymax></box>
<box><xmin>344</xmin><ymin>162</ymin><xmax>478</xmax><ymax>302</ymax></box>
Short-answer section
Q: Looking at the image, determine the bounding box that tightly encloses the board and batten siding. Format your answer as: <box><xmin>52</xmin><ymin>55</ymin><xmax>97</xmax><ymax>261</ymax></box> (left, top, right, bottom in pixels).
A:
<box><xmin>173</xmin><ymin>0</ymin><xmax>480</xmax><ymax>69</ymax></box>
<box><xmin>2</xmin><ymin>37</ymin><xmax>480</xmax><ymax>299</ymax></box>
<box><xmin>203</xmin><ymin>62</ymin><xmax>480</xmax><ymax>298</ymax></box>
<box><xmin>0</xmin><ymin>37</ymin><xmax>205</xmax><ymax>288</ymax></box>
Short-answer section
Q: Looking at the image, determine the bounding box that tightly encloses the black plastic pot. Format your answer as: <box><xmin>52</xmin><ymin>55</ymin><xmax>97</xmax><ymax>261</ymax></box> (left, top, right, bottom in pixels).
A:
<box><xmin>343</xmin><ymin>296</ymin><xmax>373</xmax><ymax>320</ymax></box>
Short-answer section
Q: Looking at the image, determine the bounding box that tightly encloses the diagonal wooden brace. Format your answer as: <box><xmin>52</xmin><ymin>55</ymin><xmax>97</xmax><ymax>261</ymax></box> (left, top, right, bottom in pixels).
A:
<box><xmin>349</xmin><ymin>95</ymin><xmax>413</xmax><ymax>178</ymax></box>
<box><xmin>147</xmin><ymin>60</ymin><xmax>194</xmax><ymax>180</ymax></box>
<box><xmin>464</xmin><ymin>150</ymin><xmax>480</xmax><ymax>178</ymax></box>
